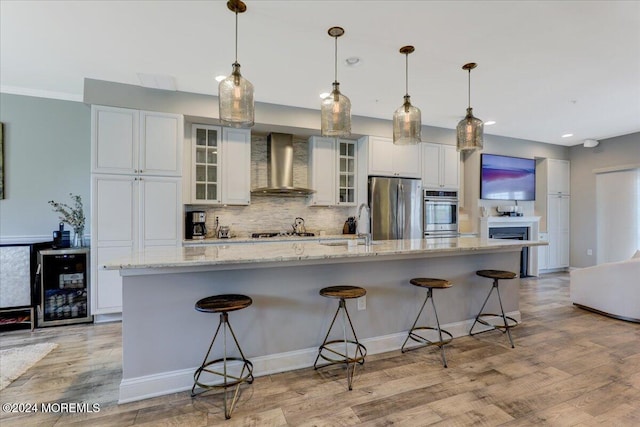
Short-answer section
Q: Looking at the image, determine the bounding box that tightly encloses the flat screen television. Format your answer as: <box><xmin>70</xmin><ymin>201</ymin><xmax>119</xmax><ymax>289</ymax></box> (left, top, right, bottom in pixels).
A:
<box><xmin>480</xmin><ymin>154</ymin><xmax>536</xmax><ymax>201</ymax></box>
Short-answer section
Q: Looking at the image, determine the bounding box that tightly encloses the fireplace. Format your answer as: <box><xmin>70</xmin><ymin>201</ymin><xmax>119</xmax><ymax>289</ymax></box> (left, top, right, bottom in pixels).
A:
<box><xmin>489</xmin><ymin>226</ymin><xmax>529</xmax><ymax>277</ymax></box>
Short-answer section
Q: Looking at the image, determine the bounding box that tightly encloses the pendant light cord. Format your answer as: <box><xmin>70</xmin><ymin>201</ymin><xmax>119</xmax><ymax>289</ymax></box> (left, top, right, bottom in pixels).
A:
<box><xmin>405</xmin><ymin>53</ymin><xmax>409</xmax><ymax>96</ymax></box>
<box><xmin>334</xmin><ymin>36</ymin><xmax>338</xmax><ymax>84</ymax></box>
<box><xmin>235</xmin><ymin>9</ymin><xmax>239</xmax><ymax>63</ymax></box>
<box><xmin>467</xmin><ymin>68</ymin><xmax>471</xmax><ymax>109</ymax></box>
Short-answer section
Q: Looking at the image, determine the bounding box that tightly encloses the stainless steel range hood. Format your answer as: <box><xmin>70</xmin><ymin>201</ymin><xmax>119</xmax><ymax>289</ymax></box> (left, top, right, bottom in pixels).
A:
<box><xmin>251</xmin><ymin>133</ymin><xmax>315</xmax><ymax>196</ymax></box>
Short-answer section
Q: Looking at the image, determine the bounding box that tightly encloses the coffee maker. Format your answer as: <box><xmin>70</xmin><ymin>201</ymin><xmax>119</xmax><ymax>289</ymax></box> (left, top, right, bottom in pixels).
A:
<box><xmin>185</xmin><ymin>211</ymin><xmax>207</xmax><ymax>239</ymax></box>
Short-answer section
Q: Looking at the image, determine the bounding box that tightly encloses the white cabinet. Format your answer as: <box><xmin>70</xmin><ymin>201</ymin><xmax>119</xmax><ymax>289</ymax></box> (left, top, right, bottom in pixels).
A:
<box><xmin>90</xmin><ymin>174</ymin><xmax>182</xmax><ymax>315</ymax></box>
<box><xmin>91</xmin><ymin>105</ymin><xmax>183</xmax><ymax>317</ymax></box>
<box><xmin>221</xmin><ymin>128</ymin><xmax>251</xmax><ymax>205</ymax></box>
<box><xmin>367</xmin><ymin>136</ymin><xmax>421</xmax><ymax>178</ymax></box>
<box><xmin>92</xmin><ymin>106</ymin><xmax>183</xmax><ymax>176</ymax></box>
<box><xmin>547</xmin><ymin>194</ymin><xmax>570</xmax><ymax>269</ymax></box>
<box><xmin>538</xmin><ymin>232</ymin><xmax>549</xmax><ymax>271</ymax></box>
<box><xmin>189</xmin><ymin>124</ymin><xmax>251</xmax><ymax>205</ymax></box>
<box><xmin>421</xmin><ymin>143</ymin><xmax>460</xmax><ymax>189</ymax></box>
<box><xmin>547</xmin><ymin>159</ymin><xmax>570</xmax><ymax>195</ymax></box>
<box><xmin>309</xmin><ymin>137</ymin><xmax>357</xmax><ymax>206</ymax></box>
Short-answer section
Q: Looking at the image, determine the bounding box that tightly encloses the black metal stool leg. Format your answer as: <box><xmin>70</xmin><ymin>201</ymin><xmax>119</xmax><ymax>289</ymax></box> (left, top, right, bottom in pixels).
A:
<box><xmin>470</xmin><ymin>278</ymin><xmax>518</xmax><ymax>348</ymax></box>
<box><xmin>429</xmin><ymin>292</ymin><xmax>448</xmax><ymax>368</ymax></box>
<box><xmin>315</xmin><ymin>298</ymin><xmax>367</xmax><ymax>390</ymax></box>
<box><xmin>469</xmin><ymin>283</ymin><xmax>496</xmax><ymax>336</ymax></box>
<box><xmin>401</xmin><ymin>290</ymin><xmax>430</xmax><ymax>353</ymax></box>
<box><xmin>402</xmin><ymin>288</ymin><xmax>452</xmax><ymax>367</ymax></box>
<box><xmin>191</xmin><ymin>312</ymin><xmax>254</xmax><ymax>419</ymax></box>
<box><xmin>494</xmin><ymin>279</ymin><xmax>515</xmax><ymax>348</ymax></box>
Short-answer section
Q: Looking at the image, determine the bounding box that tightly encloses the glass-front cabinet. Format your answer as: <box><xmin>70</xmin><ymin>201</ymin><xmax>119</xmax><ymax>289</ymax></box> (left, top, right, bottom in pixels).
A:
<box><xmin>338</xmin><ymin>140</ymin><xmax>356</xmax><ymax>205</ymax></box>
<box><xmin>192</xmin><ymin>125</ymin><xmax>221</xmax><ymax>203</ymax></box>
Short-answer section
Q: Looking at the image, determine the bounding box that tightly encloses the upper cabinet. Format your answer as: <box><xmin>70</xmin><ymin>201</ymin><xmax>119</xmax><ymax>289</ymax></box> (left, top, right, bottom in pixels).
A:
<box><xmin>367</xmin><ymin>136</ymin><xmax>421</xmax><ymax>178</ymax></box>
<box><xmin>547</xmin><ymin>159</ymin><xmax>570</xmax><ymax>195</ymax></box>
<box><xmin>309</xmin><ymin>137</ymin><xmax>357</xmax><ymax>206</ymax></box>
<box><xmin>91</xmin><ymin>105</ymin><xmax>183</xmax><ymax>176</ymax></box>
<box><xmin>188</xmin><ymin>124</ymin><xmax>251</xmax><ymax>205</ymax></box>
<box><xmin>421</xmin><ymin>143</ymin><xmax>460</xmax><ymax>190</ymax></box>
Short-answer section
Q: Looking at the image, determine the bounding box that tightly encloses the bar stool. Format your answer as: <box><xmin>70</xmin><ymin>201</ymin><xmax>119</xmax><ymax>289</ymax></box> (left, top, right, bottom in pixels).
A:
<box><xmin>314</xmin><ymin>285</ymin><xmax>367</xmax><ymax>390</ymax></box>
<box><xmin>401</xmin><ymin>278</ymin><xmax>453</xmax><ymax>367</ymax></box>
<box><xmin>469</xmin><ymin>270</ymin><xmax>518</xmax><ymax>348</ymax></box>
<box><xmin>191</xmin><ymin>294</ymin><xmax>254</xmax><ymax>419</ymax></box>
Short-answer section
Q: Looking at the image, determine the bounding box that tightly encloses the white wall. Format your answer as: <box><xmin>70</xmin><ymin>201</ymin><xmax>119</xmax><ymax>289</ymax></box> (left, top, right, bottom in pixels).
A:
<box><xmin>0</xmin><ymin>93</ymin><xmax>91</xmax><ymax>243</ymax></box>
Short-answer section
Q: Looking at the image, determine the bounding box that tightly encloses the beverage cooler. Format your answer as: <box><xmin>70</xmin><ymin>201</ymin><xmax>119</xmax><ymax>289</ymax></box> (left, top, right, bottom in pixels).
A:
<box><xmin>37</xmin><ymin>248</ymin><xmax>92</xmax><ymax>326</ymax></box>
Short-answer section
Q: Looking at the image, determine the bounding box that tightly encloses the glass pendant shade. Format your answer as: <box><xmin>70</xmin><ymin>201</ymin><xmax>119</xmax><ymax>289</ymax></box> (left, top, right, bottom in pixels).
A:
<box><xmin>393</xmin><ymin>45</ymin><xmax>420</xmax><ymax>145</ymax></box>
<box><xmin>321</xmin><ymin>82</ymin><xmax>351</xmax><ymax>137</ymax></box>
<box><xmin>393</xmin><ymin>95</ymin><xmax>421</xmax><ymax>145</ymax></box>
<box><xmin>321</xmin><ymin>27</ymin><xmax>351</xmax><ymax>137</ymax></box>
<box><xmin>456</xmin><ymin>107</ymin><xmax>484</xmax><ymax>151</ymax></box>
<box><xmin>456</xmin><ymin>62</ymin><xmax>483</xmax><ymax>152</ymax></box>
<box><xmin>219</xmin><ymin>63</ymin><xmax>254</xmax><ymax>128</ymax></box>
<box><xmin>218</xmin><ymin>0</ymin><xmax>254</xmax><ymax>128</ymax></box>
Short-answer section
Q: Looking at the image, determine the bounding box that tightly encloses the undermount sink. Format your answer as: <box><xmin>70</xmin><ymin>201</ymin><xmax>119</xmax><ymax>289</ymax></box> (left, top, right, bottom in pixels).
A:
<box><xmin>320</xmin><ymin>241</ymin><xmax>381</xmax><ymax>247</ymax></box>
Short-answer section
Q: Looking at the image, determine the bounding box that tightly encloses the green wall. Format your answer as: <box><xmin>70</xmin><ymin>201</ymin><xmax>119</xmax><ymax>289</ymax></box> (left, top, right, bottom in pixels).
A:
<box><xmin>0</xmin><ymin>93</ymin><xmax>91</xmax><ymax>242</ymax></box>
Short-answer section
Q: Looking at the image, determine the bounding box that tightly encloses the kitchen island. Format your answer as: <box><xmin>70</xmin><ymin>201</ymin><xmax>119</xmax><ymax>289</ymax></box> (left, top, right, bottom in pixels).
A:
<box><xmin>106</xmin><ymin>237</ymin><xmax>544</xmax><ymax>403</ymax></box>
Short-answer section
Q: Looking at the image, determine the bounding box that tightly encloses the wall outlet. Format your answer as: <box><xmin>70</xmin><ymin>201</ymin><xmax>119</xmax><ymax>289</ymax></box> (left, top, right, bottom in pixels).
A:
<box><xmin>587</xmin><ymin>249</ymin><xmax>593</xmax><ymax>256</ymax></box>
<box><xmin>357</xmin><ymin>296</ymin><xmax>366</xmax><ymax>311</ymax></box>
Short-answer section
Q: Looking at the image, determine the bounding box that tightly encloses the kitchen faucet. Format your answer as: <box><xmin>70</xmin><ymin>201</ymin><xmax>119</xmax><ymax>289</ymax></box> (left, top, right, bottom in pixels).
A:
<box><xmin>357</xmin><ymin>203</ymin><xmax>371</xmax><ymax>246</ymax></box>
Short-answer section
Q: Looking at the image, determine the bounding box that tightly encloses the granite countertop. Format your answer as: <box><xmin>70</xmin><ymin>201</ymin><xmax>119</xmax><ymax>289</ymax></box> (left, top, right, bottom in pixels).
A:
<box><xmin>105</xmin><ymin>237</ymin><xmax>546</xmax><ymax>273</ymax></box>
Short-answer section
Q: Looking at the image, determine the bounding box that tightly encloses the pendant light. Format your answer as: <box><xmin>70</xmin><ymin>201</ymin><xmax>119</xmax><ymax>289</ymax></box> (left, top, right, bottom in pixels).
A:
<box><xmin>393</xmin><ymin>46</ymin><xmax>421</xmax><ymax>145</ymax></box>
<box><xmin>321</xmin><ymin>27</ymin><xmax>351</xmax><ymax>137</ymax></box>
<box><xmin>219</xmin><ymin>0</ymin><xmax>254</xmax><ymax>128</ymax></box>
<box><xmin>456</xmin><ymin>62</ymin><xmax>483</xmax><ymax>152</ymax></box>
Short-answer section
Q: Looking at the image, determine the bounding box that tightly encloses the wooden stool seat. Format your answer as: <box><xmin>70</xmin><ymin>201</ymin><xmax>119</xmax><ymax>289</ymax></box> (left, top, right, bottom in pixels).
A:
<box><xmin>476</xmin><ymin>270</ymin><xmax>517</xmax><ymax>280</ymax></box>
<box><xmin>195</xmin><ymin>294</ymin><xmax>252</xmax><ymax>313</ymax></box>
<box><xmin>409</xmin><ymin>278</ymin><xmax>452</xmax><ymax>289</ymax></box>
<box><xmin>319</xmin><ymin>285</ymin><xmax>366</xmax><ymax>299</ymax></box>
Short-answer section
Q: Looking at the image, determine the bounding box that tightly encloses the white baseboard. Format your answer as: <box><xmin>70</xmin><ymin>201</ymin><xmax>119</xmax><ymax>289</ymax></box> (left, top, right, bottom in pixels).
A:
<box><xmin>93</xmin><ymin>313</ymin><xmax>122</xmax><ymax>324</ymax></box>
<box><xmin>118</xmin><ymin>311</ymin><xmax>521</xmax><ymax>404</ymax></box>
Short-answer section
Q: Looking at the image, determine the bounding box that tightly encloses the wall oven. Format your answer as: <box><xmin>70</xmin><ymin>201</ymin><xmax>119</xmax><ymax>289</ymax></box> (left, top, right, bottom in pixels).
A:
<box><xmin>424</xmin><ymin>190</ymin><xmax>459</xmax><ymax>238</ymax></box>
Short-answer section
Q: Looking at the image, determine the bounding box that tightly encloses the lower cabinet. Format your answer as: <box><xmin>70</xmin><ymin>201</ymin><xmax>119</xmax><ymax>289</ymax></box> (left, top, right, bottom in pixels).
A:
<box><xmin>91</xmin><ymin>174</ymin><xmax>181</xmax><ymax>315</ymax></box>
<box><xmin>547</xmin><ymin>195</ymin><xmax>570</xmax><ymax>269</ymax></box>
<box><xmin>537</xmin><ymin>232</ymin><xmax>549</xmax><ymax>271</ymax></box>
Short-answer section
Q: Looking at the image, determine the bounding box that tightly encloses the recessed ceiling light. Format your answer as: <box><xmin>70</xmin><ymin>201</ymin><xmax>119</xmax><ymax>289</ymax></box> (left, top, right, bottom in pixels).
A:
<box><xmin>561</xmin><ymin>133</ymin><xmax>573</xmax><ymax>138</ymax></box>
<box><xmin>345</xmin><ymin>57</ymin><xmax>361</xmax><ymax>67</ymax></box>
<box><xmin>319</xmin><ymin>92</ymin><xmax>330</xmax><ymax>99</ymax></box>
<box><xmin>215</xmin><ymin>75</ymin><xmax>226</xmax><ymax>82</ymax></box>
<box><xmin>485</xmin><ymin>121</ymin><xmax>496</xmax><ymax>126</ymax></box>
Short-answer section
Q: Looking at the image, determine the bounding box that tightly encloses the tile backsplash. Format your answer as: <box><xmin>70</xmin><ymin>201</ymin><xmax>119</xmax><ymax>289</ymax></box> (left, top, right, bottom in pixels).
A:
<box><xmin>188</xmin><ymin>134</ymin><xmax>356</xmax><ymax>238</ymax></box>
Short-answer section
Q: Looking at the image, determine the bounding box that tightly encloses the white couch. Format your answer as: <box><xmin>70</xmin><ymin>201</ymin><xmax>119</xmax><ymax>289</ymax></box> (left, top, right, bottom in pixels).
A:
<box><xmin>570</xmin><ymin>253</ymin><xmax>640</xmax><ymax>322</ymax></box>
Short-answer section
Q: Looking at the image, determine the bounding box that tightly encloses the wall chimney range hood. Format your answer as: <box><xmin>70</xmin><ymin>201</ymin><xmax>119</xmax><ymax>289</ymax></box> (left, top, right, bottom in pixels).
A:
<box><xmin>251</xmin><ymin>133</ymin><xmax>315</xmax><ymax>196</ymax></box>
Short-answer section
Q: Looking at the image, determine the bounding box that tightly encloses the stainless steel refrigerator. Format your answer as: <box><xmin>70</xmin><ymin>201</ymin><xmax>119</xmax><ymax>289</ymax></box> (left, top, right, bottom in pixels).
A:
<box><xmin>368</xmin><ymin>176</ymin><xmax>423</xmax><ymax>240</ymax></box>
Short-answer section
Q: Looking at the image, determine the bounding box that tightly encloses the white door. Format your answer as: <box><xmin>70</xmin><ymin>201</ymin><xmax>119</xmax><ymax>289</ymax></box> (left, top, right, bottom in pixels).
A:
<box><xmin>139</xmin><ymin>111</ymin><xmax>183</xmax><ymax>176</ymax></box>
<box><xmin>221</xmin><ymin>128</ymin><xmax>251</xmax><ymax>205</ymax></box>
<box><xmin>140</xmin><ymin>177</ymin><xmax>182</xmax><ymax>247</ymax></box>
<box><xmin>596</xmin><ymin>168</ymin><xmax>640</xmax><ymax>263</ymax></box>
<box><xmin>421</xmin><ymin>143</ymin><xmax>441</xmax><ymax>188</ymax></box>
<box><xmin>309</xmin><ymin>136</ymin><xmax>336</xmax><ymax>206</ymax></box>
<box><xmin>441</xmin><ymin>145</ymin><xmax>460</xmax><ymax>189</ymax></box>
<box><xmin>91</xmin><ymin>106</ymin><xmax>138</xmax><ymax>174</ymax></box>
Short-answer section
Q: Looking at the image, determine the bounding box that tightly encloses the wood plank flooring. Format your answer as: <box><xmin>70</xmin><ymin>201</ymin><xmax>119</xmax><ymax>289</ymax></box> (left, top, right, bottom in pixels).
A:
<box><xmin>1</xmin><ymin>273</ymin><xmax>639</xmax><ymax>426</ymax></box>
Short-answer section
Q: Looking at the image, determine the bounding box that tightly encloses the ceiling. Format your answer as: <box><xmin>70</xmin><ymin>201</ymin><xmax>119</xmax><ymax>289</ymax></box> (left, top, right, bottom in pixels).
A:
<box><xmin>2</xmin><ymin>1</ymin><xmax>639</xmax><ymax>147</ymax></box>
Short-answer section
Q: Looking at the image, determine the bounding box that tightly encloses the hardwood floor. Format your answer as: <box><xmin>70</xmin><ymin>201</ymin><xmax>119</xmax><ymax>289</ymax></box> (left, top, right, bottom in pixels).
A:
<box><xmin>1</xmin><ymin>273</ymin><xmax>639</xmax><ymax>426</ymax></box>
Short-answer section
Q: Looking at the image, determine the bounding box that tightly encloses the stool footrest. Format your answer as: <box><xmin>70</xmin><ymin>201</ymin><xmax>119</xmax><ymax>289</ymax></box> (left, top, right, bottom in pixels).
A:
<box><xmin>316</xmin><ymin>339</ymin><xmax>367</xmax><ymax>366</ymax></box>
<box><xmin>192</xmin><ymin>357</ymin><xmax>254</xmax><ymax>391</ymax></box>
<box><xmin>471</xmin><ymin>314</ymin><xmax>518</xmax><ymax>333</ymax></box>
<box><xmin>403</xmin><ymin>327</ymin><xmax>453</xmax><ymax>352</ymax></box>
